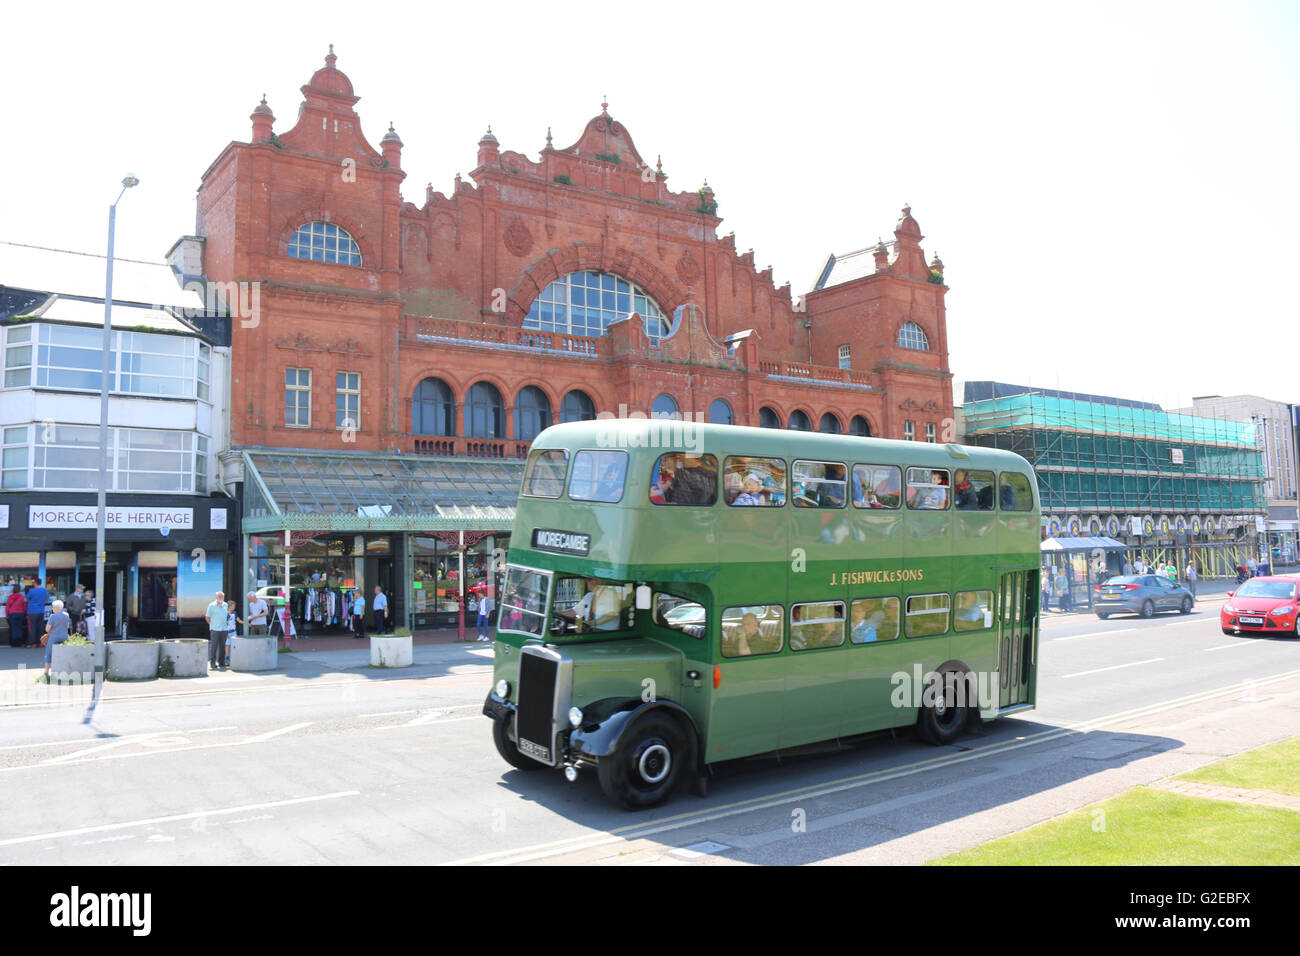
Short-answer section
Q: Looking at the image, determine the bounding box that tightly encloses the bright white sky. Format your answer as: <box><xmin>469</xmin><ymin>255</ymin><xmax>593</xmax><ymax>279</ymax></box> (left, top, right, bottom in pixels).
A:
<box><xmin>2</xmin><ymin>0</ymin><xmax>1296</xmax><ymax>412</ymax></box>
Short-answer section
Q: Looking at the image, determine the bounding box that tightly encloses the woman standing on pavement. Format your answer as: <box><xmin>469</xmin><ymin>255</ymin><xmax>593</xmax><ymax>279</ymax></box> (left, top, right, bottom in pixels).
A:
<box><xmin>6</xmin><ymin>585</ymin><xmax>26</xmax><ymax>647</ymax></box>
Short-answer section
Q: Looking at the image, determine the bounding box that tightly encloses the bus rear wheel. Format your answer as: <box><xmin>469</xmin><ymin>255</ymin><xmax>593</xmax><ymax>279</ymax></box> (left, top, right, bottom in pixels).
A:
<box><xmin>598</xmin><ymin>716</ymin><xmax>683</xmax><ymax>810</ymax></box>
<box><xmin>493</xmin><ymin>715</ymin><xmax>544</xmax><ymax>772</ymax></box>
<box><xmin>918</xmin><ymin>671</ymin><xmax>968</xmax><ymax>746</ymax></box>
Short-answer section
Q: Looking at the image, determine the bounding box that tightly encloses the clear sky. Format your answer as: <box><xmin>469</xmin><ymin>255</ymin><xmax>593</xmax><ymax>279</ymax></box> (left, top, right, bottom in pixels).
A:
<box><xmin>2</xmin><ymin>0</ymin><xmax>1296</xmax><ymax>412</ymax></box>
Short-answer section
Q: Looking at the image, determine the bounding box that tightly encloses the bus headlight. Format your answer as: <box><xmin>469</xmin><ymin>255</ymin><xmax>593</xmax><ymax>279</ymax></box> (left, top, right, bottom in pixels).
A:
<box><xmin>568</xmin><ymin>706</ymin><xmax>583</xmax><ymax>729</ymax></box>
<box><xmin>495</xmin><ymin>679</ymin><xmax>511</xmax><ymax>700</ymax></box>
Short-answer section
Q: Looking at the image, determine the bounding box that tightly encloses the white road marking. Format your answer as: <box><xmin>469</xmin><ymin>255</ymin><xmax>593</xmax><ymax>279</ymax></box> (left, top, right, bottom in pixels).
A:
<box><xmin>360</xmin><ymin>710</ymin><xmax>415</xmax><ymax>719</ymax></box>
<box><xmin>242</xmin><ymin>722</ymin><xmax>312</xmax><ymax>743</ymax></box>
<box><xmin>0</xmin><ymin>725</ymin><xmax>237</xmax><ymax>752</ymax></box>
<box><xmin>0</xmin><ymin>791</ymin><xmax>361</xmax><ymax>847</ymax></box>
<box><xmin>40</xmin><ymin>733</ymin><xmax>169</xmax><ymax>764</ymax></box>
<box><xmin>1062</xmin><ymin>658</ymin><xmax>1164</xmax><ymax>679</ymax></box>
<box><xmin>1052</xmin><ymin>628</ymin><xmax>1136</xmax><ymax>642</ymax></box>
<box><xmin>1205</xmin><ymin>641</ymin><xmax>1266</xmax><ymax>652</ymax></box>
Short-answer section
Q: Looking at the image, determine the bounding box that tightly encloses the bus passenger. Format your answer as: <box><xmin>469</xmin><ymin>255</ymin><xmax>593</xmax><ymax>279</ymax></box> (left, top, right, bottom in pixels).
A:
<box><xmin>663</xmin><ymin>455</ymin><xmax>717</xmax><ymax>505</ymax></box>
<box><xmin>737</xmin><ymin>612</ymin><xmax>778</xmax><ymax>655</ymax></box>
<box><xmin>954</xmin><ymin>470</ymin><xmax>976</xmax><ymax>510</ymax></box>
<box><xmin>956</xmin><ymin>591</ymin><xmax>985</xmax><ymax>626</ymax></box>
<box><xmin>851</xmin><ymin>603</ymin><xmax>886</xmax><ymax>643</ymax></box>
<box><xmin>999</xmin><ymin>475</ymin><xmax>1017</xmax><ymax>510</ymax></box>
<box><xmin>732</xmin><ymin>472</ymin><xmax>767</xmax><ymax>506</ymax></box>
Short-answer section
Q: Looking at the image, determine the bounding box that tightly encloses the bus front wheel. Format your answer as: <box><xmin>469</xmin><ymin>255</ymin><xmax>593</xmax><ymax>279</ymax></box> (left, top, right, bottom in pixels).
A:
<box><xmin>598</xmin><ymin>716</ymin><xmax>684</xmax><ymax>810</ymax></box>
<box><xmin>493</xmin><ymin>716</ymin><xmax>545</xmax><ymax>772</ymax></box>
<box><xmin>918</xmin><ymin>671</ymin><xmax>968</xmax><ymax>746</ymax></box>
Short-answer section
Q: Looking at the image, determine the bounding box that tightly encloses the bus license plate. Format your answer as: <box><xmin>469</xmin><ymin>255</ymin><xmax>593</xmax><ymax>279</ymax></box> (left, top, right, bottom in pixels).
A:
<box><xmin>518</xmin><ymin>738</ymin><xmax>552</xmax><ymax>762</ymax></box>
<box><xmin>1238</xmin><ymin>616</ymin><xmax>1264</xmax><ymax>625</ymax></box>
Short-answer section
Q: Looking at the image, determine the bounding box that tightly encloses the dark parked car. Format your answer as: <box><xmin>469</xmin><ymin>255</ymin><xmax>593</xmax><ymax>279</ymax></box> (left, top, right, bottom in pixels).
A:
<box><xmin>1094</xmin><ymin>574</ymin><xmax>1195</xmax><ymax>619</ymax></box>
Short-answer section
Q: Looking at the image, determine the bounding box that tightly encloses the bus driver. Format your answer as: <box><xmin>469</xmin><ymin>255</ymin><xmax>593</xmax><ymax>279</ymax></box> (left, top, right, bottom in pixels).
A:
<box><xmin>555</xmin><ymin>578</ymin><xmax>626</xmax><ymax>632</ymax></box>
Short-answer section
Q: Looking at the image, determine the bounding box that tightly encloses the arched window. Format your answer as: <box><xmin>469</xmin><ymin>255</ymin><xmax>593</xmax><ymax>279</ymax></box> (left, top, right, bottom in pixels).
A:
<box><xmin>849</xmin><ymin>415</ymin><xmax>871</xmax><ymax>437</ymax></box>
<box><xmin>759</xmin><ymin>407</ymin><xmax>781</xmax><ymax>429</ymax></box>
<box><xmin>561</xmin><ymin>390</ymin><xmax>596</xmax><ymax>423</ymax></box>
<box><xmin>514</xmin><ymin>386</ymin><xmax>552</xmax><ymax>441</ymax></box>
<box><xmin>788</xmin><ymin>410</ymin><xmax>812</xmax><ymax>431</ymax></box>
<box><xmin>708</xmin><ymin>399</ymin><xmax>734</xmax><ymax>425</ymax></box>
<box><xmin>897</xmin><ymin>322</ymin><xmax>930</xmax><ymax>351</ymax></box>
<box><xmin>652</xmin><ymin>394</ymin><xmax>679</xmax><ymax>419</ymax></box>
<box><xmin>524</xmin><ymin>271</ymin><xmax>675</xmax><ymax>344</ymax></box>
<box><xmin>819</xmin><ymin>413</ymin><xmax>842</xmax><ymax>434</ymax></box>
<box><xmin>287</xmin><ymin>221</ymin><xmax>362</xmax><ymax>266</ymax></box>
<box><xmin>465</xmin><ymin>382</ymin><xmax>504</xmax><ymax>438</ymax></box>
<box><xmin>413</xmin><ymin>377</ymin><xmax>454</xmax><ymax>436</ymax></box>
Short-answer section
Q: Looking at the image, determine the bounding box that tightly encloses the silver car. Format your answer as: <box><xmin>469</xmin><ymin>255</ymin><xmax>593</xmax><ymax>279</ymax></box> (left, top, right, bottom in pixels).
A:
<box><xmin>1094</xmin><ymin>574</ymin><xmax>1195</xmax><ymax>619</ymax></box>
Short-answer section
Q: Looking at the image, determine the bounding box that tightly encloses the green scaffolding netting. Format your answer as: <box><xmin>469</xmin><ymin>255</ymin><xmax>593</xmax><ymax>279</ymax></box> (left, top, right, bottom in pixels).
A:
<box><xmin>963</xmin><ymin>395</ymin><xmax>1257</xmax><ymax>447</ymax></box>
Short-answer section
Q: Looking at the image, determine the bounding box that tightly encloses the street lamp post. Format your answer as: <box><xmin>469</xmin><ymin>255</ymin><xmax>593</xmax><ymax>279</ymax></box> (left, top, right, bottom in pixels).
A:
<box><xmin>92</xmin><ymin>175</ymin><xmax>139</xmax><ymax>696</ymax></box>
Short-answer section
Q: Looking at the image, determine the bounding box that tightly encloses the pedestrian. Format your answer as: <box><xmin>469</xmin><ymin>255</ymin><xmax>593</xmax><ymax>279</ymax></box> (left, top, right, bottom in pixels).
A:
<box><xmin>1165</xmin><ymin>563</ymin><xmax>1177</xmax><ymax>583</ymax></box>
<box><xmin>205</xmin><ymin>591</ymin><xmax>227</xmax><ymax>670</ymax></box>
<box><xmin>225</xmin><ymin>599</ymin><xmax>243</xmax><ymax>667</ymax></box>
<box><xmin>373</xmin><ymin>585</ymin><xmax>388</xmax><ymax>634</ymax></box>
<box><xmin>1247</xmin><ymin>555</ymin><xmax>1258</xmax><ymax>577</ymax></box>
<box><xmin>1133</xmin><ymin>556</ymin><xmax>1145</xmax><ymax>575</ymax></box>
<box><xmin>1041</xmin><ymin>572</ymin><xmax>1053</xmax><ymax>613</ymax></box>
<box><xmin>1056</xmin><ymin>567</ymin><xmax>1071</xmax><ymax>612</ymax></box>
<box><xmin>42</xmin><ymin>599</ymin><xmax>71</xmax><ymax>679</ymax></box>
<box><xmin>246</xmin><ymin>591</ymin><xmax>269</xmax><ymax>635</ymax></box>
<box><xmin>6</xmin><ymin>585</ymin><xmax>27</xmax><ymax>648</ymax></box>
<box><xmin>352</xmin><ymin>587</ymin><xmax>367</xmax><ymax>640</ymax></box>
<box><xmin>26</xmin><ymin>579</ymin><xmax>48</xmax><ymax>648</ymax></box>
<box><xmin>476</xmin><ymin>590</ymin><xmax>494</xmax><ymax>642</ymax></box>
<box><xmin>1122</xmin><ymin>558</ymin><xmax>1133</xmax><ymax>576</ymax></box>
<box><xmin>1185</xmin><ymin>561</ymin><xmax>1198</xmax><ymax>598</ymax></box>
<box><xmin>65</xmin><ymin>584</ymin><xmax>86</xmax><ymax>626</ymax></box>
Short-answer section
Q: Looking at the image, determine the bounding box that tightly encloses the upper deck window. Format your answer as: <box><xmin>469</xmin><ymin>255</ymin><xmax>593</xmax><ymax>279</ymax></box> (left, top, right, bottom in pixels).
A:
<box><xmin>568</xmin><ymin>449</ymin><xmax>627</xmax><ymax>502</ymax></box>
<box><xmin>792</xmin><ymin>460</ymin><xmax>847</xmax><ymax>508</ymax></box>
<box><xmin>791</xmin><ymin>602</ymin><xmax>845</xmax><ymax>650</ymax></box>
<box><xmin>852</xmin><ymin>464</ymin><xmax>901</xmax><ymax>509</ymax></box>
<box><xmin>522</xmin><ymin>448</ymin><xmax>568</xmax><ymax>498</ymax></box>
<box><xmin>954</xmin><ymin>469</ymin><xmax>996</xmax><ymax>511</ymax></box>
<box><xmin>650</xmin><ymin>453</ymin><xmax>718</xmax><ymax>506</ymax></box>
<box><xmin>906</xmin><ymin>467</ymin><xmax>950</xmax><ymax>510</ymax></box>
<box><xmin>999</xmin><ymin>472</ymin><xmax>1034</xmax><ymax>511</ymax></box>
<box><xmin>723</xmin><ymin>456</ymin><xmax>786</xmax><ymax>506</ymax></box>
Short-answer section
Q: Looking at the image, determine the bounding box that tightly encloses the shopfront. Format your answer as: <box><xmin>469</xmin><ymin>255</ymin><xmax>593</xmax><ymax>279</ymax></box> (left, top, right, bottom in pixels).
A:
<box><xmin>240</xmin><ymin>450</ymin><xmax>521</xmax><ymax>634</ymax></box>
<box><xmin>0</xmin><ymin>492</ymin><xmax>236</xmax><ymax>638</ymax></box>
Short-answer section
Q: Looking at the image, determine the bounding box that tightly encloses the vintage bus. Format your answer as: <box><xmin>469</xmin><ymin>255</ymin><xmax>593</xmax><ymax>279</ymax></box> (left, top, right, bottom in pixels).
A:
<box><xmin>482</xmin><ymin>420</ymin><xmax>1041</xmax><ymax>809</ymax></box>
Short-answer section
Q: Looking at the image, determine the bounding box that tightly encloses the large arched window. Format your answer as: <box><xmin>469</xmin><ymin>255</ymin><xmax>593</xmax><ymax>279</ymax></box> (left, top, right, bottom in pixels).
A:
<box><xmin>561</xmin><ymin>390</ymin><xmax>596</xmax><ymax>423</ymax></box>
<box><xmin>413</xmin><ymin>377</ymin><xmax>454</xmax><ymax>436</ymax></box>
<box><xmin>849</xmin><ymin>415</ymin><xmax>871</xmax><ymax>437</ymax></box>
<box><xmin>897</xmin><ymin>322</ymin><xmax>930</xmax><ymax>351</ymax></box>
<box><xmin>819</xmin><ymin>412</ymin><xmax>842</xmax><ymax>434</ymax></box>
<box><xmin>465</xmin><ymin>382</ymin><xmax>504</xmax><ymax>438</ymax></box>
<box><xmin>524</xmin><ymin>271</ymin><xmax>676</xmax><ymax>344</ymax></box>
<box><xmin>759</xmin><ymin>407</ymin><xmax>781</xmax><ymax>429</ymax></box>
<box><xmin>788</xmin><ymin>410</ymin><xmax>812</xmax><ymax>431</ymax></box>
<box><xmin>287</xmin><ymin>221</ymin><xmax>362</xmax><ymax>266</ymax></box>
<box><xmin>514</xmin><ymin>386</ymin><xmax>552</xmax><ymax>441</ymax></box>
<box><xmin>652</xmin><ymin>394</ymin><xmax>679</xmax><ymax>419</ymax></box>
<box><xmin>708</xmin><ymin>399</ymin><xmax>734</xmax><ymax>425</ymax></box>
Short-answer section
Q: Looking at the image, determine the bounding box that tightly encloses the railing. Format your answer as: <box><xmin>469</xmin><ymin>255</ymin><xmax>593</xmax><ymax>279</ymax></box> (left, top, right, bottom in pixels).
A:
<box><xmin>406</xmin><ymin>316</ymin><xmax>603</xmax><ymax>356</ymax></box>
<box><xmin>759</xmin><ymin>360</ymin><xmax>873</xmax><ymax>387</ymax></box>
<box><xmin>411</xmin><ymin>437</ymin><xmax>531</xmax><ymax>459</ymax></box>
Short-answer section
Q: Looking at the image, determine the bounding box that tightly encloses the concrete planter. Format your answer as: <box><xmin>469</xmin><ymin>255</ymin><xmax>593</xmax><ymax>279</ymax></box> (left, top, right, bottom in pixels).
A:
<box><xmin>159</xmin><ymin>639</ymin><xmax>208</xmax><ymax>678</ymax></box>
<box><xmin>370</xmin><ymin>635</ymin><xmax>413</xmax><ymax>668</ymax></box>
<box><xmin>230</xmin><ymin>635</ymin><xmax>277</xmax><ymax>672</ymax></box>
<box><xmin>106</xmin><ymin>640</ymin><xmax>160</xmax><ymax>681</ymax></box>
<box><xmin>50</xmin><ymin>642</ymin><xmax>93</xmax><ymax>685</ymax></box>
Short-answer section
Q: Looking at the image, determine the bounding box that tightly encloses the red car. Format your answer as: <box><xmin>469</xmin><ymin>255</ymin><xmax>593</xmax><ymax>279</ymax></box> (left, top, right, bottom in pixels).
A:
<box><xmin>1220</xmin><ymin>575</ymin><xmax>1300</xmax><ymax>636</ymax></box>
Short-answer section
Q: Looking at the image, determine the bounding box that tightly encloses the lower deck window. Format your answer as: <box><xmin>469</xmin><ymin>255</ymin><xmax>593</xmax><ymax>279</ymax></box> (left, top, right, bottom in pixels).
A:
<box><xmin>720</xmin><ymin>605</ymin><xmax>784</xmax><ymax>657</ymax></box>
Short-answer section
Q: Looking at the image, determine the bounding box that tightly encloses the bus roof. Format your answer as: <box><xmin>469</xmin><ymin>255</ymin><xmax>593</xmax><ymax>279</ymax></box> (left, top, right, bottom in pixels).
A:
<box><xmin>530</xmin><ymin>419</ymin><xmax>1033</xmax><ymax>473</ymax></box>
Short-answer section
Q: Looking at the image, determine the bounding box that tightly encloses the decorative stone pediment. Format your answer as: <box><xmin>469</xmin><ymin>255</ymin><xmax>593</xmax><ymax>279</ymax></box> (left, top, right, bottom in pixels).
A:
<box><xmin>328</xmin><ymin>337</ymin><xmax>370</xmax><ymax>356</ymax></box>
<box><xmin>274</xmin><ymin>332</ymin><xmax>327</xmax><ymax>351</ymax></box>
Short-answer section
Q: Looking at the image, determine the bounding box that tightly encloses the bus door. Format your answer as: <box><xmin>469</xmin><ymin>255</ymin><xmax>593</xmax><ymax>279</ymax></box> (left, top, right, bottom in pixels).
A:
<box><xmin>997</xmin><ymin>570</ymin><xmax>1036</xmax><ymax>709</ymax></box>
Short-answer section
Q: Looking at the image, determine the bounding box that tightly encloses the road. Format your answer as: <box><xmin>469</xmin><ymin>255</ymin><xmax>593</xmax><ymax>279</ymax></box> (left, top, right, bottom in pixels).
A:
<box><xmin>1</xmin><ymin>598</ymin><xmax>1297</xmax><ymax>865</ymax></box>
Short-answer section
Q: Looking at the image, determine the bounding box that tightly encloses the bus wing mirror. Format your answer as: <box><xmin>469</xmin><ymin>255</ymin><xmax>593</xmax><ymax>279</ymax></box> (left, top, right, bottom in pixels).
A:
<box><xmin>635</xmin><ymin>585</ymin><xmax>652</xmax><ymax>610</ymax></box>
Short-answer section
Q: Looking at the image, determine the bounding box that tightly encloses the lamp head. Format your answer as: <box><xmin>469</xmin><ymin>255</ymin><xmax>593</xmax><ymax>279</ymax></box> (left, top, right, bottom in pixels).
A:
<box><xmin>122</xmin><ymin>174</ymin><xmax>140</xmax><ymax>188</ymax></box>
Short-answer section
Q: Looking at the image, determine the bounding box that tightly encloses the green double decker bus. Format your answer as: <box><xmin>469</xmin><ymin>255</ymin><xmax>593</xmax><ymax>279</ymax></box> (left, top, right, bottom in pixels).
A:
<box><xmin>482</xmin><ymin>420</ymin><xmax>1041</xmax><ymax>809</ymax></box>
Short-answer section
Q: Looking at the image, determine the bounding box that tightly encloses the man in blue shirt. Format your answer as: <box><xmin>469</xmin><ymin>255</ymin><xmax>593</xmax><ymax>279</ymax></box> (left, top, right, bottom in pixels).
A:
<box><xmin>26</xmin><ymin>582</ymin><xmax>48</xmax><ymax>648</ymax></box>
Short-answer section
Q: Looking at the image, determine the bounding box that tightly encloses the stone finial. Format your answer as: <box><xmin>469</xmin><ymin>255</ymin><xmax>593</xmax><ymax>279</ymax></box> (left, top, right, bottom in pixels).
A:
<box><xmin>326</xmin><ymin>43</ymin><xmax>337</xmax><ymax>67</ymax></box>
<box><xmin>381</xmin><ymin>122</ymin><xmax>402</xmax><ymax>145</ymax></box>
<box><xmin>930</xmin><ymin>252</ymin><xmax>944</xmax><ymax>273</ymax></box>
<box><xmin>545</xmin><ymin>126</ymin><xmax>552</xmax><ymax>147</ymax></box>
<box><xmin>873</xmin><ymin>237</ymin><xmax>890</xmax><ymax>273</ymax></box>
<box><xmin>479</xmin><ymin>126</ymin><xmax>498</xmax><ymax>146</ymax></box>
<box><xmin>251</xmin><ymin>94</ymin><xmax>275</xmax><ymax>142</ymax></box>
<box><xmin>601</xmin><ymin>96</ymin><xmax>609</xmax><ymax>115</ymax></box>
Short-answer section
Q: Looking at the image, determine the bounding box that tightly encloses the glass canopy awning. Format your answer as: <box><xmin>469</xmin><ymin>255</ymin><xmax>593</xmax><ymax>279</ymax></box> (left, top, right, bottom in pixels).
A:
<box><xmin>241</xmin><ymin>449</ymin><xmax>522</xmax><ymax>533</ymax></box>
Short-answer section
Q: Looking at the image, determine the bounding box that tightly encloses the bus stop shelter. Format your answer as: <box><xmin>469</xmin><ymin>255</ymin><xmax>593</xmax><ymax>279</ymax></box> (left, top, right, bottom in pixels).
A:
<box><xmin>1041</xmin><ymin>536</ymin><xmax>1128</xmax><ymax>610</ymax></box>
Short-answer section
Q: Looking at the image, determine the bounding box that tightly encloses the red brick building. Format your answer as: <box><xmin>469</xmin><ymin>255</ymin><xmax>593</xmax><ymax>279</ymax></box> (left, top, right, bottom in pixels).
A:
<box><xmin>193</xmin><ymin>48</ymin><xmax>956</xmax><ymax>630</ymax></box>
